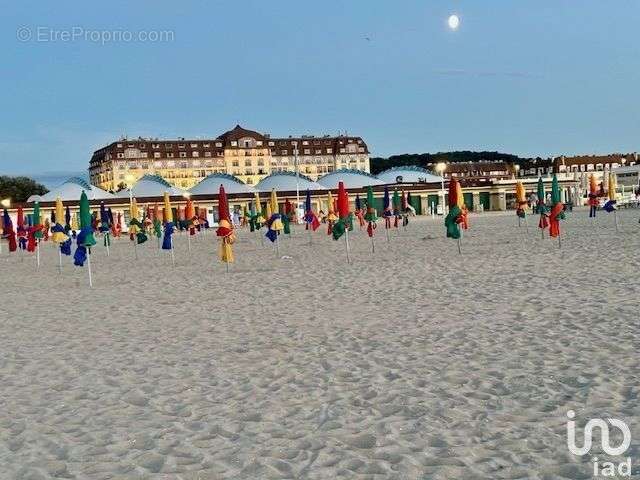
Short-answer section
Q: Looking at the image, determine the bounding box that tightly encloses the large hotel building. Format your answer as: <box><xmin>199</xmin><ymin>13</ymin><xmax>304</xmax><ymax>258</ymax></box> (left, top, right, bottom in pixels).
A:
<box><xmin>89</xmin><ymin>125</ymin><xmax>370</xmax><ymax>191</ymax></box>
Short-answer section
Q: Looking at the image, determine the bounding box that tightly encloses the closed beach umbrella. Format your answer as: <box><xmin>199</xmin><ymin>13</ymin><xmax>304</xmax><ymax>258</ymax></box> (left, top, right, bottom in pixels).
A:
<box><xmin>444</xmin><ymin>178</ymin><xmax>462</xmax><ymax>240</ymax></box>
<box><xmin>536</xmin><ymin>178</ymin><xmax>549</xmax><ymax>232</ymax></box>
<box><xmin>3</xmin><ymin>208</ymin><xmax>16</xmax><ymax>252</ymax></box>
<box><xmin>392</xmin><ymin>189</ymin><xmax>401</xmax><ymax>227</ymax></box>
<box><xmin>51</xmin><ymin>197</ymin><xmax>68</xmax><ymax>244</ymax></box>
<box><xmin>548</xmin><ymin>174</ymin><xmax>564</xmax><ymax>239</ymax></box>
<box><xmin>364</xmin><ymin>185</ymin><xmax>378</xmax><ymax>240</ymax></box>
<box><xmin>516</xmin><ymin>181</ymin><xmax>527</xmax><ymax>219</ymax></box>
<box><xmin>162</xmin><ymin>192</ymin><xmax>175</xmax><ymax>252</ymax></box>
<box><xmin>588</xmin><ymin>174</ymin><xmax>598</xmax><ymax>218</ymax></box>
<box><xmin>332</xmin><ymin>181</ymin><xmax>350</xmax><ymax>240</ymax></box>
<box><xmin>33</xmin><ymin>202</ymin><xmax>43</xmax><ymax>239</ymax></box>
<box><xmin>216</xmin><ymin>185</ymin><xmax>235</xmax><ymax>264</ymax></box>
<box><xmin>65</xmin><ymin>206</ymin><xmax>71</xmax><ymax>231</ymax></box>
<box><xmin>304</xmin><ymin>189</ymin><xmax>320</xmax><ymax>232</ymax></box>
<box><xmin>382</xmin><ymin>187</ymin><xmax>392</xmax><ymax>229</ymax></box>
<box><xmin>265</xmin><ymin>189</ymin><xmax>283</xmax><ymax>243</ymax></box>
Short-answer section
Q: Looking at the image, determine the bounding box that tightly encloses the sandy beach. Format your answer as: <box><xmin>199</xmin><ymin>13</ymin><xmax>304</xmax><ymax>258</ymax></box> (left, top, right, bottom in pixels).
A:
<box><xmin>1</xmin><ymin>209</ymin><xmax>639</xmax><ymax>479</ymax></box>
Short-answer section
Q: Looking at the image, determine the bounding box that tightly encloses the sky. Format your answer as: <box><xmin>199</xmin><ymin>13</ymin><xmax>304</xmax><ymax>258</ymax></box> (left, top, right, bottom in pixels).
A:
<box><xmin>1</xmin><ymin>0</ymin><xmax>639</xmax><ymax>176</ymax></box>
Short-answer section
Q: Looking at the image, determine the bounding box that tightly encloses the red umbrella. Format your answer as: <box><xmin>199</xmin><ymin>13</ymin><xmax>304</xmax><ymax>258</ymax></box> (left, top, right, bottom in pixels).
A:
<box><xmin>337</xmin><ymin>181</ymin><xmax>349</xmax><ymax>219</ymax></box>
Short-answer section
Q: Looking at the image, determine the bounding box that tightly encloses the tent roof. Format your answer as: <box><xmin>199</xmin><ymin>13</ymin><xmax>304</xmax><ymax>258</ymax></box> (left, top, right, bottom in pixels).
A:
<box><xmin>36</xmin><ymin>177</ymin><xmax>116</xmax><ymax>202</ymax></box>
<box><xmin>376</xmin><ymin>165</ymin><xmax>443</xmax><ymax>184</ymax></box>
<box><xmin>317</xmin><ymin>169</ymin><xmax>384</xmax><ymax>189</ymax></box>
<box><xmin>115</xmin><ymin>174</ymin><xmax>184</xmax><ymax>198</ymax></box>
<box><xmin>190</xmin><ymin>173</ymin><xmax>255</xmax><ymax>195</ymax></box>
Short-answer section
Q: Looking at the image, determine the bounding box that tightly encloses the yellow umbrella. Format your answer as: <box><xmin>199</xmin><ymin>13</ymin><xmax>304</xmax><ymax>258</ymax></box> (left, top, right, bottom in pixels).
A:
<box><xmin>608</xmin><ymin>172</ymin><xmax>617</xmax><ymax>201</ymax></box>
<box><xmin>51</xmin><ymin>197</ymin><xmax>68</xmax><ymax>243</ymax></box>
<box><xmin>269</xmin><ymin>189</ymin><xmax>283</xmax><ymax>230</ymax></box>
<box><xmin>327</xmin><ymin>191</ymin><xmax>337</xmax><ymax>222</ymax></box>
<box><xmin>254</xmin><ymin>191</ymin><xmax>264</xmax><ymax>223</ymax></box>
<box><xmin>163</xmin><ymin>192</ymin><xmax>173</xmax><ymax>223</ymax></box>
<box><xmin>265</xmin><ymin>200</ymin><xmax>272</xmax><ymax>219</ymax></box>
<box><xmin>129</xmin><ymin>197</ymin><xmax>140</xmax><ymax>234</ymax></box>
<box><xmin>71</xmin><ymin>212</ymin><xmax>79</xmax><ymax>231</ymax></box>
<box><xmin>516</xmin><ymin>182</ymin><xmax>526</xmax><ymax>203</ymax></box>
<box><xmin>456</xmin><ymin>182</ymin><xmax>465</xmax><ymax>208</ymax></box>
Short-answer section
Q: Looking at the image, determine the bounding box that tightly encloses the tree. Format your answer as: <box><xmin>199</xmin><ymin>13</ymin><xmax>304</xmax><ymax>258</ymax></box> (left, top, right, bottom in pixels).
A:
<box><xmin>0</xmin><ymin>176</ymin><xmax>49</xmax><ymax>203</ymax></box>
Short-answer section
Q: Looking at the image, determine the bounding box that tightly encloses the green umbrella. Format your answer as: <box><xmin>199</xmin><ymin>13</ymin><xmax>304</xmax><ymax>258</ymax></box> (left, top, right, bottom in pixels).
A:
<box><xmin>33</xmin><ymin>202</ymin><xmax>43</xmax><ymax>239</ymax></box>
<box><xmin>79</xmin><ymin>191</ymin><xmax>96</xmax><ymax>246</ymax></box>
<box><xmin>551</xmin><ymin>174</ymin><xmax>562</xmax><ymax>205</ymax></box>
<box><xmin>364</xmin><ymin>186</ymin><xmax>377</xmax><ymax>222</ymax></box>
<box><xmin>392</xmin><ymin>189</ymin><xmax>400</xmax><ymax>213</ymax></box>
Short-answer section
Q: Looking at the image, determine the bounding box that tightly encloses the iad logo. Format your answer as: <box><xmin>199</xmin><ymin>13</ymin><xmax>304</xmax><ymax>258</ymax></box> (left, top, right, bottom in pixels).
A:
<box><xmin>566</xmin><ymin>410</ymin><xmax>632</xmax><ymax>477</ymax></box>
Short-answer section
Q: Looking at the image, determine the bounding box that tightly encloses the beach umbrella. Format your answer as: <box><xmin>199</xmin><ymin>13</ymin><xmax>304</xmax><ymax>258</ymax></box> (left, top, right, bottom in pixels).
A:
<box><xmin>16</xmin><ymin>206</ymin><xmax>26</xmax><ymax>250</ymax></box>
<box><xmin>304</xmin><ymin>189</ymin><xmax>320</xmax><ymax>234</ymax></box>
<box><xmin>548</xmin><ymin>174</ymin><xmax>565</xmax><ymax>244</ymax></box>
<box><xmin>70</xmin><ymin>212</ymin><xmax>79</xmax><ymax>233</ymax></box>
<box><xmin>456</xmin><ymin>181</ymin><xmax>469</xmax><ymax>232</ymax></box>
<box><xmin>185</xmin><ymin>198</ymin><xmax>196</xmax><ymax>235</ymax></box>
<box><xmin>52</xmin><ymin>198</ymin><xmax>70</xmax><ymax>268</ymax></box>
<box><xmin>216</xmin><ymin>185</ymin><xmax>235</xmax><ymax>268</ymax></box>
<box><xmin>603</xmin><ymin>172</ymin><xmax>619</xmax><ymax>231</ymax></box>
<box><xmin>364</xmin><ymin>186</ymin><xmax>377</xmax><ymax>252</ymax></box>
<box><xmin>28</xmin><ymin>202</ymin><xmax>43</xmax><ymax>269</ymax></box>
<box><xmin>265</xmin><ymin>189</ymin><xmax>283</xmax><ymax>253</ymax></box>
<box><xmin>536</xmin><ymin>178</ymin><xmax>549</xmax><ymax>237</ymax></box>
<box><xmin>444</xmin><ymin>178</ymin><xmax>463</xmax><ymax>252</ymax></box>
<box><xmin>326</xmin><ymin>190</ymin><xmax>337</xmax><ymax>235</ymax></box>
<box><xmin>2</xmin><ymin>208</ymin><xmax>16</xmax><ymax>252</ymax></box>
<box><xmin>99</xmin><ymin>201</ymin><xmax>111</xmax><ymax>253</ymax></box>
<box><xmin>392</xmin><ymin>189</ymin><xmax>401</xmax><ymax>229</ymax></box>
<box><xmin>128</xmin><ymin>197</ymin><xmax>146</xmax><ymax>256</ymax></box>
<box><xmin>588</xmin><ymin>174</ymin><xmax>599</xmax><ymax>218</ymax></box>
<box><xmin>74</xmin><ymin>191</ymin><xmax>96</xmax><ymax>286</ymax></box>
<box><xmin>515</xmin><ymin>181</ymin><xmax>527</xmax><ymax>224</ymax></box>
<box><xmin>282</xmin><ymin>198</ymin><xmax>292</xmax><ymax>235</ymax></box>
<box><xmin>64</xmin><ymin>206</ymin><xmax>71</xmax><ymax>232</ymax></box>
<box><xmin>354</xmin><ymin>193</ymin><xmax>365</xmax><ymax>228</ymax></box>
<box><xmin>382</xmin><ymin>187</ymin><xmax>392</xmax><ymax>235</ymax></box>
<box><xmin>331</xmin><ymin>181</ymin><xmax>352</xmax><ymax>262</ymax></box>
<box><xmin>250</xmin><ymin>191</ymin><xmax>264</xmax><ymax>233</ymax></box>
<box><xmin>400</xmin><ymin>190</ymin><xmax>410</xmax><ymax>228</ymax></box>
<box><xmin>162</xmin><ymin>192</ymin><xmax>175</xmax><ymax>265</ymax></box>
<box><xmin>152</xmin><ymin>203</ymin><xmax>162</xmax><ymax>245</ymax></box>
<box><xmin>32</xmin><ymin>201</ymin><xmax>42</xmax><ymax>240</ymax></box>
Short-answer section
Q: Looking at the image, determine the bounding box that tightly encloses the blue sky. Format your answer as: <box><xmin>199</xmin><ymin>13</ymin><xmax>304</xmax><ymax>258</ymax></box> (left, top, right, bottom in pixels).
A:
<box><xmin>1</xmin><ymin>0</ymin><xmax>638</xmax><ymax>176</ymax></box>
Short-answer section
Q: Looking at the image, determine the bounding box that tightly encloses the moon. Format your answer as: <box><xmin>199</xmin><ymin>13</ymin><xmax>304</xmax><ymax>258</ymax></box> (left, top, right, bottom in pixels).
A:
<box><xmin>448</xmin><ymin>14</ymin><xmax>460</xmax><ymax>30</ymax></box>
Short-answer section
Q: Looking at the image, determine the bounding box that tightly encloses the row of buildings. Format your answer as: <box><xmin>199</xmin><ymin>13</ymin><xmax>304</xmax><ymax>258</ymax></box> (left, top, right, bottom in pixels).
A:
<box><xmin>89</xmin><ymin>125</ymin><xmax>370</xmax><ymax>191</ymax></box>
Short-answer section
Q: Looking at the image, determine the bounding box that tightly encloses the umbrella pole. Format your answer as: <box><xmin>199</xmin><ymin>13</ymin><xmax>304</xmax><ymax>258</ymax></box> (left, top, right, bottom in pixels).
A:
<box><xmin>614</xmin><ymin>210</ymin><xmax>619</xmax><ymax>233</ymax></box>
<box><xmin>457</xmin><ymin>236</ymin><xmax>462</xmax><ymax>254</ymax></box>
<box><xmin>170</xmin><ymin>237</ymin><xmax>175</xmax><ymax>266</ymax></box>
<box><xmin>370</xmin><ymin>236</ymin><xmax>375</xmax><ymax>255</ymax></box>
<box><xmin>344</xmin><ymin>228</ymin><xmax>351</xmax><ymax>264</ymax></box>
<box><xmin>524</xmin><ymin>216</ymin><xmax>529</xmax><ymax>234</ymax></box>
<box><xmin>308</xmin><ymin>226</ymin><xmax>312</xmax><ymax>246</ymax></box>
<box><xmin>106</xmin><ymin>234</ymin><xmax>110</xmax><ymax>257</ymax></box>
<box><xmin>187</xmin><ymin>231</ymin><xmax>191</xmax><ymax>252</ymax></box>
<box><xmin>87</xmin><ymin>250</ymin><xmax>93</xmax><ymax>288</ymax></box>
<box><xmin>275</xmin><ymin>233</ymin><xmax>280</xmax><ymax>257</ymax></box>
<box><xmin>385</xmin><ymin>227</ymin><xmax>390</xmax><ymax>243</ymax></box>
<box><xmin>58</xmin><ymin>248</ymin><xmax>62</xmax><ymax>274</ymax></box>
<box><xmin>134</xmin><ymin>239</ymin><xmax>138</xmax><ymax>259</ymax></box>
<box><xmin>558</xmin><ymin>232</ymin><xmax>562</xmax><ymax>249</ymax></box>
<box><xmin>36</xmin><ymin>239</ymin><xmax>40</xmax><ymax>270</ymax></box>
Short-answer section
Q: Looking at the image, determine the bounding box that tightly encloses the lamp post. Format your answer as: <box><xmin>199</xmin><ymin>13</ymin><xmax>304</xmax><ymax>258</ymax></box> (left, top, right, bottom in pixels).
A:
<box><xmin>293</xmin><ymin>141</ymin><xmax>301</xmax><ymax>223</ymax></box>
<box><xmin>435</xmin><ymin>162</ymin><xmax>447</xmax><ymax>215</ymax></box>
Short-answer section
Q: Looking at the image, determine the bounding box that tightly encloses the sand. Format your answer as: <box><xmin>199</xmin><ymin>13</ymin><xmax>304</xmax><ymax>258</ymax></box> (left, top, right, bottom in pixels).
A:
<box><xmin>1</xmin><ymin>208</ymin><xmax>639</xmax><ymax>479</ymax></box>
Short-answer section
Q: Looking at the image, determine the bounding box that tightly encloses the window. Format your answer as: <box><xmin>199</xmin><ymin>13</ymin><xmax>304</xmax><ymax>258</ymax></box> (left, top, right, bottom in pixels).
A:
<box><xmin>304</xmin><ymin>149</ymin><xmax>311</xmax><ymax>155</ymax></box>
<box><xmin>245</xmin><ymin>159</ymin><xmax>251</xmax><ymax>166</ymax></box>
<box><xmin>231</xmin><ymin>141</ymin><xmax>238</xmax><ymax>147</ymax></box>
<box><xmin>281</xmin><ymin>150</ymin><xmax>288</xmax><ymax>155</ymax></box>
<box><xmin>154</xmin><ymin>152</ymin><xmax>161</xmax><ymax>158</ymax></box>
<box><xmin>179</xmin><ymin>152</ymin><xmax>187</xmax><ymax>158</ymax></box>
<box><xmin>178</xmin><ymin>144</ymin><xmax>185</xmax><ymax>149</ymax></box>
<box><xmin>246</xmin><ymin>178</ymin><xmax>253</xmax><ymax>184</ymax></box>
<box><xmin>154</xmin><ymin>161</ymin><xmax>162</xmax><ymax>168</ymax></box>
<box><xmin>315</xmin><ymin>149</ymin><xmax>321</xmax><ymax>154</ymax></box>
<box><xmin>152</xmin><ymin>143</ymin><xmax>160</xmax><ymax>149</ymax></box>
<box><xmin>327</xmin><ymin>148</ymin><xmax>333</xmax><ymax>154</ymax></box>
<box><xmin>165</xmin><ymin>143</ymin><xmax>173</xmax><ymax>148</ymax></box>
<box><xmin>140</xmin><ymin>152</ymin><xmax>148</xmax><ymax>158</ymax></box>
<box><xmin>256</xmin><ymin>141</ymin><xmax>263</xmax><ymax>146</ymax></box>
<box><xmin>117</xmin><ymin>143</ymin><xmax>123</xmax><ymax>148</ymax></box>
<box><xmin>302</xmin><ymin>141</ymin><xmax>309</xmax><ymax>146</ymax></box>
<box><xmin>117</xmin><ymin>153</ymin><xmax>124</xmax><ymax>158</ymax></box>
<box><xmin>192</xmin><ymin>160</ymin><xmax>200</xmax><ymax>166</ymax></box>
<box><xmin>204</xmin><ymin>151</ymin><xmax>212</xmax><ymax>157</ymax></box>
<box><xmin>203</xmin><ymin>143</ymin><xmax>210</xmax><ymax>148</ymax></box>
<box><xmin>192</xmin><ymin>151</ymin><xmax>199</xmax><ymax>157</ymax></box>
<box><xmin>167</xmin><ymin>152</ymin><xmax>174</xmax><ymax>158</ymax></box>
<box><xmin>215</xmin><ymin>142</ymin><xmax>222</xmax><ymax>147</ymax></box>
<box><xmin>268</xmin><ymin>141</ymin><xmax>275</xmax><ymax>146</ymax></box>
<box><xmin>190</xmin><ymin>143</ymin><xmax>198</xmax><ymax>148</ymax></box>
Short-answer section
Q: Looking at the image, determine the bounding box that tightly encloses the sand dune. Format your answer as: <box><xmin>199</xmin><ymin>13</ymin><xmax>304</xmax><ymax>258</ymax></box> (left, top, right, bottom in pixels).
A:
<box><xmin>1</xmin><ymin>209</ymin><xmax>638</xmax><ymax>479</ymax></box>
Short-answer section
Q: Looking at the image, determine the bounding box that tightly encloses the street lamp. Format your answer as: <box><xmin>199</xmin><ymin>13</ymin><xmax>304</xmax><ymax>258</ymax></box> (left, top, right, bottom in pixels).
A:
<box><xmin>513</xmin><ymin>164</ymin><xmax>520</xmax><ymax>179</ymax></box>
<box><xmin>435</xmin><ymin>162</ymin><xmax>447</xmax><ymax>214</ymax></box>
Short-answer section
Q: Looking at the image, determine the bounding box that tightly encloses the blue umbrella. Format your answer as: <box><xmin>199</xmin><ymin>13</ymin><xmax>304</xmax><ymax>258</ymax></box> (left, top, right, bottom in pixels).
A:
<box><xmin>305</xmin><ymin>189</ymin><xmax>312</xmax><ymax>216</ymax></box>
